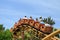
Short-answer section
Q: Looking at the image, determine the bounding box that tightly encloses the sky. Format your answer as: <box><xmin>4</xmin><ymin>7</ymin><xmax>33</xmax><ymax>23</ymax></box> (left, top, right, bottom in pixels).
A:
<box><xmin>0</xmin><ymin>0</ymin><xmax>60</xmax><ymax>29</ymax></box>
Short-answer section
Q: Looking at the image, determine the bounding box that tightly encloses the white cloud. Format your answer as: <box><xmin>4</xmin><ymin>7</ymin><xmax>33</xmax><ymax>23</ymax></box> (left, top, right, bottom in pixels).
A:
<box><xmin>0</xmin><ymin>0</ymin><xmax>60</xmax><ymax>29</ymax></box>
<box><xmin>6</xmin><ymin>0</ymin><xmax>60</xmax><ymax>17</ymax></box>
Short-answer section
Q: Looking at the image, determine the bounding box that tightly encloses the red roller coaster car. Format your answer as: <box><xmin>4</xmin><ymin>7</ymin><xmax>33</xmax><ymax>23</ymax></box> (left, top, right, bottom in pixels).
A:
<box><xmin>14</xmin><ymin>19</ymin><xmax>53</xmax><ymax>34</ymax></box>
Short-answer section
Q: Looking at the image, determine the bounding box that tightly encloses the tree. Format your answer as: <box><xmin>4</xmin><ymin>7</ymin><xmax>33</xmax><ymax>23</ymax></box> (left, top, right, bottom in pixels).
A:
<box><xmin>0</xmin><ymin>24</ymin><xmax>13</xmax><ymax>40</ymax></box>
<box><xmin>43</xmin><ymin>17</ymin><xmax>55</xmax><ymax>25</ymax></box>
<box><xmin>5</xmin><ymin>29</ymin><xmax>13</xmax><ymax>40</ymax></box>
<box><xmin>0</xmin><ymin>29</ymin><xmax>13</xmax><ymax>40</ymax></box>
<box><xmin>0</xmin><ymin>24</ymin><xmax>5</xmax><ymax>31</ymax></box>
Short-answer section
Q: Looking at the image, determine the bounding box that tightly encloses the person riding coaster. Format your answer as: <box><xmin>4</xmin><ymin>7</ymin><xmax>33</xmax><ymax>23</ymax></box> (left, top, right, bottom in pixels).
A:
<box><xmin>19</xmin><ymin>16</ymin><xmax>53</xmax><ymax>34</ymax></box>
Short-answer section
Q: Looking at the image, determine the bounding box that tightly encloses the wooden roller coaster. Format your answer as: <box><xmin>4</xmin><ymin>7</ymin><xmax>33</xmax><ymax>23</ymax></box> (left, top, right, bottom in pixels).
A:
<box><xmin>10</xmin><ymin>18</ymin><xmax>60</xmax><ymax>40</ymax></box>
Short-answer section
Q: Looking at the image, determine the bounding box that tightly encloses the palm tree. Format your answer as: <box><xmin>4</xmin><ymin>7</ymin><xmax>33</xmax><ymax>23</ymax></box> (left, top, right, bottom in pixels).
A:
<box><xmin>43</xmin><ymin>17</ymin><xmax>55</xmax><ymax>25</ymax></box>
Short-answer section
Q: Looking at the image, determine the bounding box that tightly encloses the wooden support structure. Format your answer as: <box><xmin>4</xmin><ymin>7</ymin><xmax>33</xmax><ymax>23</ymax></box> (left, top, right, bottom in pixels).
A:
<box><xmin>42</xmin><ymin>30</ymin><xmax>60</xmax><ymax>40</ymax></box>
<box><xmin>10</xmin><ymin>18</ymin><xmax>60</xmax><ymax>40</ymax></box>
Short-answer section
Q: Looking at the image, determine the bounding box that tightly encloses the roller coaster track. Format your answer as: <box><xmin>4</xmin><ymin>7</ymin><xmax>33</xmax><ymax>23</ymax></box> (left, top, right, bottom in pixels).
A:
<box><xmin>42</xmin><ymin>30</ymin><xmax>60</xmax><ymax>40</ymax></box>
<box><xmin>10</xmin><ymin>19</ymin><xmax>60</xmax><ymax>40</ymax></box>
<box><xmin>12</xmin><ymin>24</ymin><xmax>47</xmax><ymax>39</ymax></box>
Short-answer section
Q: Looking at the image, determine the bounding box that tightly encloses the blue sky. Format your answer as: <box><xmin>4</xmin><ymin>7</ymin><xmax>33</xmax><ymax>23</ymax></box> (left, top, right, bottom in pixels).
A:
<box><xmin>0</xmin><ymin>0</ymin><xmax>60</xmax><ymax>29</ymax></box>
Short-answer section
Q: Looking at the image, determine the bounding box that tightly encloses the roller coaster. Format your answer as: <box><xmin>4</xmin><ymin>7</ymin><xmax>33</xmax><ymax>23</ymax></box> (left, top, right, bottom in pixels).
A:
<box><xmin>10</xmin><ymin>17</ymin><xmax>60</xmax><ymax>40</ymax></box>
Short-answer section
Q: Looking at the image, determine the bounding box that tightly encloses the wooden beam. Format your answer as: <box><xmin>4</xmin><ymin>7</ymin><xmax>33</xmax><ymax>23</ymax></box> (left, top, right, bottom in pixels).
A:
<box><xmin>42</xmin><ymin>30</ymin><xmax>60</xmax><ymax>40</ymax></box>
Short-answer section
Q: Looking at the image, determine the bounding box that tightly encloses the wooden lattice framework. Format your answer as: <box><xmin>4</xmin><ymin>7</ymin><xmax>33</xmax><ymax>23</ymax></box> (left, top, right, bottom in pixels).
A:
<box><xmin>42</xmin><ymin>30</ymin><xmax>60</xmax><ymax>40</ymax></box>
<box><xmin>10</xmin><ymin>18</ymin><xmax>55</xmax><ymax>40</ymax></box>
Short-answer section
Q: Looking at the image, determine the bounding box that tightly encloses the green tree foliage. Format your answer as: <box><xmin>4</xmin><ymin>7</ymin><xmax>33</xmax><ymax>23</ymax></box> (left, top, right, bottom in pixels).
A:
<box><xmin>0</xmin><ymin>29</ymin><xmax>13</xmax><ymax>40</ymax></box>
<box><xmin>43</xmin><ymin>17</ymin><xmax>55</xmax><ymax>25</ymax></box>
<box><xmin>24</xmin><ymin>29</ymin><xmax>40</xmax><ymax>40</ymax></box>
<box><xmin>0</xmin><ymin>24</ymin><xmax>13</xmax><ymax>40</ymax></box>
<box><xmin>0</xmin><ymin>24</ymin><xmax>5</xmax><ymax>31</ymax></box>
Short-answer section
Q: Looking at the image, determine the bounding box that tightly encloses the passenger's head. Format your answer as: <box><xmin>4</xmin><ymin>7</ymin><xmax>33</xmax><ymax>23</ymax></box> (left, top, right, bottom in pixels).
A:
<box><xmin>36</xmin><ymin>18</ymin><xmax>38</xmax><ymax>21</ymax></box>
<box><xmin>39</xmin><ymin>16</ymin><xmax>42</xmax><ymax>19</ymax></box>
<box><xmin>30</xmin><ymin>16</ymin><xmax>32</xmax><ymax>19</ymax></box>
<box><xmin>25</xmin><ymin>16</ymin><xmax>27</xmax><ymax>17</ymax></box>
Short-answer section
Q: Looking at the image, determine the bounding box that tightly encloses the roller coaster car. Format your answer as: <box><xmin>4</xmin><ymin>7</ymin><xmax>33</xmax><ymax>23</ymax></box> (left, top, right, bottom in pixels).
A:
<box><xmin>40</xmin><ymin>24</ymin><xmax>53</xmax><ymax>34</ymax></box>
<box><xmin>34</xmin><ymin>21</ymin><xmax>40</xmax><ymax>30</ymax></box>
<box><xmin>29</xmin><ymin>19</ymin><xmax>34</xmax><ymax>26</ymax></box>
<box><xmin>17</xmin><ymin>19</ymin><xmax>53</xmax><ymax>34</ymax></box>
